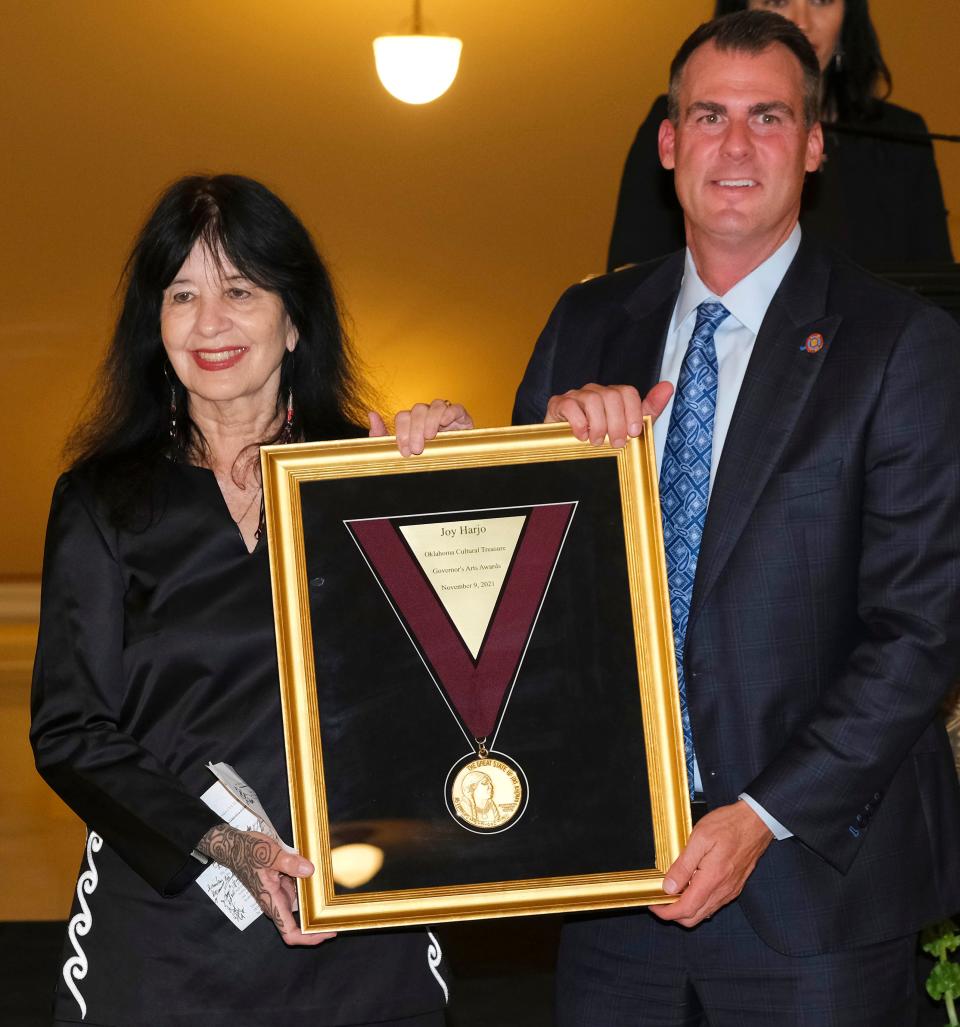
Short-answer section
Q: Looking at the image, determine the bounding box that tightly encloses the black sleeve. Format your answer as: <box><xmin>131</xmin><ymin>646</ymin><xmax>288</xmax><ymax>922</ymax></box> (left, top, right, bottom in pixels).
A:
<box><xmin>30</xmin><ymin>474</ymin><xmax>221</xmax><ymax>895</ymax></box>
<box><xmin>606</xmin><ymin>95</ymin><xmax>685</xmax><ymax>272</ymax></box>
<box><xmin>893</xmin><ymin>109</ymin><xmax>953</xmax><ymax>263</ymax></box>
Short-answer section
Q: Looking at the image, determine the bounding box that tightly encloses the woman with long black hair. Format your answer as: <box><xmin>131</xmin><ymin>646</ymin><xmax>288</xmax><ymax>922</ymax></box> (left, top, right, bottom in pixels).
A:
<box><xmin>31</xmin><ymin>174</ymin><xmax>469</xmax><ymax>1026</ymax></box>
<box><xmin>607</xmin><ymin>0</ymin><xmax>953</xmax><ymax>270</ymax></box>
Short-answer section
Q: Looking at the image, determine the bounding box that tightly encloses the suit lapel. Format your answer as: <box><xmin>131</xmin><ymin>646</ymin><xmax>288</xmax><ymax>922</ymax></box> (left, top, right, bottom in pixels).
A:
<box><xmin>690</xmin><ymin>240</ymin><xmax>842</xmax><ymax>620</ymax></box>
<box><xmin>603</xmin><ymin>253</ymin><xmax>685</xmax><ymax>392</ymax></box>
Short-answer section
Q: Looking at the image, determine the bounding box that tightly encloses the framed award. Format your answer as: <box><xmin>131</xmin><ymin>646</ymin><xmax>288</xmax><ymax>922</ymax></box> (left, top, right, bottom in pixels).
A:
<box><xmin>262</xmin><ymin>421</ymin><xmax>690</xmax><ymax>932</ymax></box>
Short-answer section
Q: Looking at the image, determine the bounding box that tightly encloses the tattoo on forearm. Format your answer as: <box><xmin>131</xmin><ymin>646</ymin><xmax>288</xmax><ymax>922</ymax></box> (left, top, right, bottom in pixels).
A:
<box><xmin>198</xmin><ymin>824</ymin><xmax>286</xmax><ymax>931</ymax></box>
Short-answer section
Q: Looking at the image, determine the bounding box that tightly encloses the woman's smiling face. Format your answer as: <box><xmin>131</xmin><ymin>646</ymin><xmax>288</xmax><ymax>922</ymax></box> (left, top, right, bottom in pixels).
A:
<box><xmin>160</xmin><ymin>240</ymin><xmax>296</xmax><ymax>412</ymax></box>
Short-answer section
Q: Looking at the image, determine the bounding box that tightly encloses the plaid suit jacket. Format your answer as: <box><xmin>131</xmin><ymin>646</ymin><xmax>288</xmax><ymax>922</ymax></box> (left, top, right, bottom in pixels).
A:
<box><xmin>514</xmin><ymin>237</ymin><xmax>960</xmax><ymax>956</ymax></box>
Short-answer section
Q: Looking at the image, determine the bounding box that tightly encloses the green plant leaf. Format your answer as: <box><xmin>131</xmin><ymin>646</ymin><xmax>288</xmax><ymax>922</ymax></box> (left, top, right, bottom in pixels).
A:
<box><xmin>926</xmin><ymin>960</ymin><xmax>960</xmax><ymax>1002</ymax></box>
<box><xmin>922</xmin><ymin>919</ymin><xmax>960</xmax><ymax>960</ymax></box>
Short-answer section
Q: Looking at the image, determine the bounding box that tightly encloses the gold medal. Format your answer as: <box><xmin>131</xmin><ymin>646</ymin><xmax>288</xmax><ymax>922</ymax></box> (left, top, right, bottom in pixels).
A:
<box><xmin>446</xmin><ymin>750</ymin><xmax>527</xmax><ymax>833</ymax></box>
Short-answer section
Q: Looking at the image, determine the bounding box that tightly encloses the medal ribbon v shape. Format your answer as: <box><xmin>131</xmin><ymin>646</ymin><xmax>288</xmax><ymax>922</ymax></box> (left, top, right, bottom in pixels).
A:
<box><xmin>348</xmin><ymin>502</ymin><xmax>575</xmax><ymax>832</ymax></box>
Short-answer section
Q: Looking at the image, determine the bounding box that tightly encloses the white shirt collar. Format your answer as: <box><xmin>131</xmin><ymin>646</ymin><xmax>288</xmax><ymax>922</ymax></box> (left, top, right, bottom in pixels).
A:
<box><xmin>672</xmin><ymin>224</ymin><xmax>802</xmax><ymax>336</ymax></box>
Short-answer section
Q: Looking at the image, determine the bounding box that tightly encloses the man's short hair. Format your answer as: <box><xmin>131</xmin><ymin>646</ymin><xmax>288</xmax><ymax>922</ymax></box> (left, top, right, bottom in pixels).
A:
<box><xmin>667</xmin><ymin>11</ymin><xmax>821</xmax><ymax>128</ymax></box>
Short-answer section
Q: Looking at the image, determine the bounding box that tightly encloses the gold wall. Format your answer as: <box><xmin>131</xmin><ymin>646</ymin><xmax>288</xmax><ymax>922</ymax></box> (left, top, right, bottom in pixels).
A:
<box><xmin>3</xmin><ymin>0</ymin><xmax>958</xmax><ymax>577</ymax></box>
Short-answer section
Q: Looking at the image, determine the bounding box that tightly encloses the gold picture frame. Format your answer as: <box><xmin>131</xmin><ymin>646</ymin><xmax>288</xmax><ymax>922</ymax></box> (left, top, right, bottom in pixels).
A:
<box><xmin>262</xmin><ymin>420</ymin><xmax>690</xmax><ymax>932</ymax></box>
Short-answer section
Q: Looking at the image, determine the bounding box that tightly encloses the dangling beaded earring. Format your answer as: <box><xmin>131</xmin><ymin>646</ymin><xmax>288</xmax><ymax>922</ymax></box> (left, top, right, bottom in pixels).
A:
<box><xmin>280</xmin><ymin>388</ymin><xmax>294</xmax><ymax>444</ymax></box>
<box><xmin>164</xmin><ymin>365</ymin><xmax>179</xmax><ymax>444</ymax></box>
<box><xmin>833</xmin><ymin>47</ymin><xmax>844</xmax><ymax>73</ymax></box>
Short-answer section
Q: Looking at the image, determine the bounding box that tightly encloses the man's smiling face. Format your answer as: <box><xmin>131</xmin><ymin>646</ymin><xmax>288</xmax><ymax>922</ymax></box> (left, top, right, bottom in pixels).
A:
<box><xmin>659</xmin><ymin>40</ymin><xmax>823</xmax><ymax>259</ymax></box>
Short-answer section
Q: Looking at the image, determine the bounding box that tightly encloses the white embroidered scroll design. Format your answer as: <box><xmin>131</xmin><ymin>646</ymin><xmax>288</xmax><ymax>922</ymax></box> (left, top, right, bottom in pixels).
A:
<box><xmin>426</xmin><ymin>929</ymin><xmax>449</xmax><ymax>1003</ymax></box>
<box><xmin>62</xmin><ymin>830</ymin><xmax>103</xmax><ymax>1020</ymax></box>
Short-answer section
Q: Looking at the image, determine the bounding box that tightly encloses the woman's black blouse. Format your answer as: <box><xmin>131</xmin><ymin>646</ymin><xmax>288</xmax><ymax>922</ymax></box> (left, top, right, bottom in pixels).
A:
<box><xmin>30</xmin><ymin>465</ymin><xmax>448</xmax><ymax>1027</ymax></box>
<box><xmin>607</xmin><ymin>95</ymin><xmax>954</xmax><ymax>272</ymax></box>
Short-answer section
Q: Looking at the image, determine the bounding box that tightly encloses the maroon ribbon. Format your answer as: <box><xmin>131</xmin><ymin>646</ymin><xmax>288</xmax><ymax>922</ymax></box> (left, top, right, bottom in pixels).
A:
<box><xmin>349</xmin><ymin>504</ymin><xmax>573</xmax><ymax>739</ymax></box>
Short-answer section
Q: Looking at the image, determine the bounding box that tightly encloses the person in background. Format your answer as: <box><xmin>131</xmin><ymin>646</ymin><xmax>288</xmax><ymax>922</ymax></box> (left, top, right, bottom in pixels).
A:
<box><xmin>607</xmin><ymin>0</ymin><xmax>953</xmax><ymax>271</ymax></box>
<box><xmin>30</xmin><ymin>174</ymin><xmax>469</xmax><ymax>1027</ymax></box>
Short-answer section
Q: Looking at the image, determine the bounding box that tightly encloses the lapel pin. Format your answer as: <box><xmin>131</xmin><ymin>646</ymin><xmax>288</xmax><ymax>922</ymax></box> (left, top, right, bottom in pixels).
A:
<box><xmin>802</xmin><ymin>332</ymin><xmax>825</xmax><ymax>354</ymax></box>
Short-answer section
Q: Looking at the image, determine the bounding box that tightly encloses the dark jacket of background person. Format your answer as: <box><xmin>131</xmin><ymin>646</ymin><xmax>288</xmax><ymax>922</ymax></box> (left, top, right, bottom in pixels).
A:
<box><xmin>607</xmin><ymin>94</ymin><xmax>954</xmax><ymax>271</ymax></box>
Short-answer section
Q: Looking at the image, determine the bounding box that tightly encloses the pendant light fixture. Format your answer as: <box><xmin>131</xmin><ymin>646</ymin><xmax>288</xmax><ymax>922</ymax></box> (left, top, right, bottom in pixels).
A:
<box><xmin>373</xmin><ymin>1</ymin><xmax>463</xmax><ymax>105</ymax></box>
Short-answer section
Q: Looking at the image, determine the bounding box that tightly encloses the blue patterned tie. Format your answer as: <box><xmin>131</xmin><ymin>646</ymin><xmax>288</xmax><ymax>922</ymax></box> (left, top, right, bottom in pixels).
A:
<box><xmin>660</xmin><ymin>301</ymin><xmax>729</xmax><ymax>798</ymax></box>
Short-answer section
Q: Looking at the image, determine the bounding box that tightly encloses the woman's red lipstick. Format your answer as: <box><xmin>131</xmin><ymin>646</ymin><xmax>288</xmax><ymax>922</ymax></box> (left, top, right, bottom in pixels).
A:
<box><xmin>190</xmin><ymin>347</ymin><xmax>248</xmax><ymax>371</ymax></box>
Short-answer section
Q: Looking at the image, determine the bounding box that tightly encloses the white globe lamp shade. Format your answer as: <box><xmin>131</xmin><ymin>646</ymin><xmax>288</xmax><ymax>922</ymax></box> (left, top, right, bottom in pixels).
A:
<box><xmin>373</xmin><ymin>35</ymin><xmax>463</xmax><ymax>105</ymax></box>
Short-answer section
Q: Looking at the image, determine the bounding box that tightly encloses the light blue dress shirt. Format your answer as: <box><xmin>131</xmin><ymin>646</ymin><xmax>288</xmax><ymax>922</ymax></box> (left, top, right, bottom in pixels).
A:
<box><xmin>652</xmin><ymin>225</ymin><xmax>802</xmax><ymax>841</ymax></box>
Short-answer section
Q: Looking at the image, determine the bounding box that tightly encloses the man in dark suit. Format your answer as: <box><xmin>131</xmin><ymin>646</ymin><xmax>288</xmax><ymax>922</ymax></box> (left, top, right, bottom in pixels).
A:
<box><xmin>514</xmin><ymin>11</ymin><xmax>960</xmax><ymax>1025</ymax></box>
